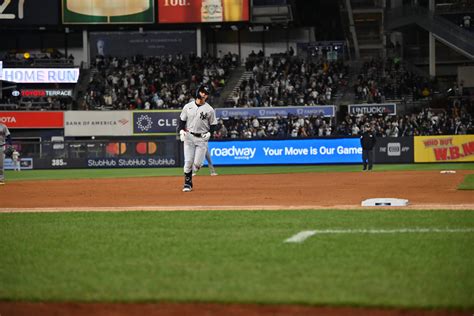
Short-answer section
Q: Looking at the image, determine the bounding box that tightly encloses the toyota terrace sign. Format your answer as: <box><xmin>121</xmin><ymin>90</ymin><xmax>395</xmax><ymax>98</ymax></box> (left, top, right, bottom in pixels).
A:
<box><xmin>19</xmin><ymin>89</ymin><xmax>73</xmax><ymax>97</ymax></box>
<box><xmin>0</xmin><ymin>61</ymin><xmax>79</xmax><ymax>83</ymax></box>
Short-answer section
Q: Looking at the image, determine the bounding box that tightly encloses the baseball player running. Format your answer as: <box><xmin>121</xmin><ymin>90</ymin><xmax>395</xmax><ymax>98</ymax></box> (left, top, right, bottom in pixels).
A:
<box><xmin>0</xmin><ymin>122</ymin><xmax>12</xmax><ymax>185</ymax></box>
<box><xmin>178</xmin><ymin>85</ymin><xmax>218</xmax><ymax>192</ymax></box>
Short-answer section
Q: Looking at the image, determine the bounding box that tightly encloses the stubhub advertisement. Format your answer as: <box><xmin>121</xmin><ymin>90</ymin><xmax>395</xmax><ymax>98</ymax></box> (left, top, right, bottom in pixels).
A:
<box><xmin>207</xmin><ymin>138</ymin><xmax>362</xmax><ymax>165</ymax></box>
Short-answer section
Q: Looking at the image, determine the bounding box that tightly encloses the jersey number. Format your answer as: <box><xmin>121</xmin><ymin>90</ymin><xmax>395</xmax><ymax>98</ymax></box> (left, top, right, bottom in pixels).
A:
<box><xmin>0</xmin><ymin>0</ymin><xmax>25</xmax><ymax>20</ymax></box>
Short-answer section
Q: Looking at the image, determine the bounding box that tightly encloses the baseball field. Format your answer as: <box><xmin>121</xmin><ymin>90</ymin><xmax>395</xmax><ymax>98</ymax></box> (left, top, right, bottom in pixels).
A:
<box><xmin>0</xmin><ymin>163</ymin><xmax>473</xmax><ymax>316</ymax></box>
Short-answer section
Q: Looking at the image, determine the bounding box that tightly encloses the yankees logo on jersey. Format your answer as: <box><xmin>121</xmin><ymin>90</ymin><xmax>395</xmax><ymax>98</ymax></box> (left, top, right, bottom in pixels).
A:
<box><xmin>180</xmin><ymin>100</ymin><xmax>217</xmax><ymax>134</ymax></box>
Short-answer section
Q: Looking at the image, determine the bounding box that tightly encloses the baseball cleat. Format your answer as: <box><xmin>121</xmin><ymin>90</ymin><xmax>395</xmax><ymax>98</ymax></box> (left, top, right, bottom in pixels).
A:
<box><xmin>182</xmin><ymin>184</ymin><xmax>192</xmax><ymax>192</ymax></box>
<box><xmin>210</xmin><ymin>172</ymin><xmax>218</xmax><ymax>176</ymax></box>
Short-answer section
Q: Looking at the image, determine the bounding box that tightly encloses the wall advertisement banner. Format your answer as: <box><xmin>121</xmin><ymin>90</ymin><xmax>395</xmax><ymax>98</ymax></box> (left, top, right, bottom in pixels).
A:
<box><xmin>348</xmin><ymin>103</ymin><xmax>397</xmax><ymax>115</ymax></box>
<box><xmin>216</xmin><ymin>106</ymin><xmax>336</xmax><ymax>119</ymax></box>
<box><xmin>4</xmin><ymin>158</ymin><xmax>33</xmax><ymax>170</ymax></box>
<box><xmin>374</xmin><ymin>137</ymin><xmax>414</xmax><ymax>163</ymax></box>
<box><xmin>90</xmin><ymin>31</ymin><xmax>196</xmax><ymax>58</ymax></box>
<box><xmin>31</xmin><ymin>157</ymin><xmax>178</xmax><ymax>169</ymax></box>
<box><xmin>0</xmin><ymin>111</ymin><xmax>63</xmax><ymax>129</ymax></box>
<box><xmin>62</xmin><ymin>0</ymin><xmax>155</xmax><ymax>24</ymax></box>
<box><xmin>415</xmin><ymin>135</ymin><xmax>474</xmax><ymax>162</ymax></box>
<box><xmin>133</xmin><ymin>111</ymin><xmax>181</xmax><ymax>135</ymax></box>
<box><xmin>158</xmin><ymin>0</ymin><xmax>250</xmax><ymax>24</ymax></box>
<box><xmin>64</xmin><ymin>111</ymin><xmax>133</xmax><ymax>136</ymax></box>
<box><xmin>86</xmin><ymin>157</ymin><xmax>177</xmax><ymax>168</ymax></box>
<box><xmin>207</xmin><ymin>138</ymin><xmax>362</xmax><ymax>165</ymax></box>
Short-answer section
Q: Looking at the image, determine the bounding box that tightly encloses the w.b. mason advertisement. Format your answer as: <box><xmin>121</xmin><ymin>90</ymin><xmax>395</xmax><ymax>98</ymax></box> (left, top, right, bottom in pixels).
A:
<box><xmin>415</xmin><ymin>135</ymin><xmax>474</xmax><ymax>162</ymax></box>
<box><xmin>62</xmin><ymin>0</ymin><xmax>155</xmax><ymax>24</ymax></box>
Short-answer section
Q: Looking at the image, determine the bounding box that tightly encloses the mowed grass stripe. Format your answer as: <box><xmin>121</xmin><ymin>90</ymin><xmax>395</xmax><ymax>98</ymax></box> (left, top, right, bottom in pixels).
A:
<box><xmin>1</xmin><ymin>210</ymin><xmax>473</xmax><ymax>309</ymax></box>
<box><xmin>459</xmin><ymin>174</ymin><xmax>474</xmax><ymax>190</ymax></box>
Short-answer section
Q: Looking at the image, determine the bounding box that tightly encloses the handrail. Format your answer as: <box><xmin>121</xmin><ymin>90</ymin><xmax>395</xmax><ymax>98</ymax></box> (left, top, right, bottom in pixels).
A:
<box><xmin>386</xmin><ymin>5</ymin><xmax>474</xmax><ymax>58</ymax></box>
<box><xmin>2</xmin><ymin>58</ymin><xmax>74</xmax><ymax>67</ymax></box>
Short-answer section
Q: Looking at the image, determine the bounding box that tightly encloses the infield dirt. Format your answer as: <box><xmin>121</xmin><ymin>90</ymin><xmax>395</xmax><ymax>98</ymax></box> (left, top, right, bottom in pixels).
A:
<box><xmin>0</xmin><ymin>170</ymin><xmax>473</xmax><ymax>212</ymax></box>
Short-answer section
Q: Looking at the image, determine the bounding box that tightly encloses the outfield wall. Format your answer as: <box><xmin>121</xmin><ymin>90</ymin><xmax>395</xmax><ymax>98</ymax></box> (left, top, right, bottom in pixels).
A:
<box><xmin>2</xmin><ymin>109</ymin><xmax>472</xmax><ymax>169</ymax></box>
<box><xmin>6</xmin><ymin>135</ymin><xmax>474</xmax><ymax>169</ymax></box>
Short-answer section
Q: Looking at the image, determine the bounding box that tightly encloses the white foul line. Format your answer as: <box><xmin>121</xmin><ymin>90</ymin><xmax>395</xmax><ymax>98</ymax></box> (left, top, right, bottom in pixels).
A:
<box><xmin>284</xmin><ymin>228</ymin><xmax>474</xmax><ymax>243</ymax></box>
<box><xmin>284</xmin><ymin>230</ymin><xmax>318</xmax><ymax>243</ymax></box>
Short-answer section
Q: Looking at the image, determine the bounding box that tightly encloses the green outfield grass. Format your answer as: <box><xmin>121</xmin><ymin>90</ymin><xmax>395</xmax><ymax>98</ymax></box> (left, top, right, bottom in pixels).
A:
<box><xmin>459</xmin><ymin>174</ymin><xmax>474</xmax><ymax>190</ymax></box>
<box><xmin>1</xmin><ymin>210</ymin><xmax>473</xmax><ymax>309</ymax></box>
<box><xmin>5</xmin><ymin>163</ymin><xmax>474</xmax><ymax>182</ymax></box>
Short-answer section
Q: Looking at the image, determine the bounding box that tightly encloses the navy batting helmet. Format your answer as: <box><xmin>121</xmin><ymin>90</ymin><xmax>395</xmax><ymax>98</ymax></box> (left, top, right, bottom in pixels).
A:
<box><xmin>196</xmin><ymin>84</ymin><xmax>210</xmax><ymax>99</ymax></box>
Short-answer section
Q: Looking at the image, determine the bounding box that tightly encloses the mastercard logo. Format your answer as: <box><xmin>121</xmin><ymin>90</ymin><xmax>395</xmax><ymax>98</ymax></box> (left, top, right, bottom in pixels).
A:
<box><xmin>136</xmin><ymin>142</ymin><xmax>157</xmax><ymax>154</ymax></box>
<box><xmin>106</xmin><ymin>143</ymin><xmax>127</xmax><ymax>155</ymax></box>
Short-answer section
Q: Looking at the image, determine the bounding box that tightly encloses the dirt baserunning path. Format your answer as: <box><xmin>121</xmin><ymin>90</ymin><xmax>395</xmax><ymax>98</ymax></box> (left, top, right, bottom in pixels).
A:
<box><xmin>0</xmin><ymin>170</ymin><xmax>473</xmax><ymax>212</ymax></box>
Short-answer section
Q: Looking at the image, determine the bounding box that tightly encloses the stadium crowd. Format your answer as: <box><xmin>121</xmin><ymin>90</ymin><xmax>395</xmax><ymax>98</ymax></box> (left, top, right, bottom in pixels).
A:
<box><xmin>226</xmin><ymin>51</ymin><xmax>348</xmax><ymax>107</ymax></box>
<box><xmin>81</xmin><ymin>52</ymin><xmax>238</xmax><ymax>110</ymax></box>
<box><xmin>0</xmin><ymin>50</ymin><xmax>432</xmax><ymax>111</ymax></box>
<box><xmin>1</xmin><ymin>50</ymin><xmax>472</xmax><ymax>139</ymax></box>
<box><xmin>354</xmin><ymin>57</ymin><xmax>436</xmax><ymax>103</ymax></box>
<box><xmin>212</xmin><ymin>99</ymin><xmax>473</xmax><ymax>139</ymax></box>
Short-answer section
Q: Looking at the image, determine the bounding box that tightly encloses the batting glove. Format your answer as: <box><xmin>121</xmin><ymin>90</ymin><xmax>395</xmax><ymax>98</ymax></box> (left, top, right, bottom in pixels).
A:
<box><xmin>179</xmin><ymin>130</ymin><xmax>187</xmax><ymax>142</ymax></box>
<box><xmin>202</xmin><ymin>132</ymin><xmax>211</xmax><ymax>141</ymax></box>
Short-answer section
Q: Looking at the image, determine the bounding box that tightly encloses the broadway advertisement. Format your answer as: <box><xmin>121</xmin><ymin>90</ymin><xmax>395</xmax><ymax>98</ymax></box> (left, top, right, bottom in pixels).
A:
<box><xmin>133</xmin><ymin>111</ymin><xmax>181</xmax><ymax>135</ymax></box>
<box><xmin>374</xmin><ymin>137</ymin><xmax>414</xmax><ymax>163</ymax></box>
<box><xmin>415</xmin><ymin>135</ymin><xmax>474</xmax><ymax>162</ymax></box>
<box><xmin>207</xmin><ymin>138</ymin><xmax>363</xmax><ymax>165</ymax></box>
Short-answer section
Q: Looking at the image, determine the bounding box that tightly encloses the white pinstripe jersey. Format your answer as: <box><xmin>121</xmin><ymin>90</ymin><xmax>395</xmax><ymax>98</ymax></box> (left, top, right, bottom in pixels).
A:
<box><xmin>180</xmin><ymin>99</ymin><xmax>217</xmax><ymax>134</ymax></box>
<box><xmin>0</xmin><ymin>123</ymin><xmax>10</xmax><ymax>146</ymax></box>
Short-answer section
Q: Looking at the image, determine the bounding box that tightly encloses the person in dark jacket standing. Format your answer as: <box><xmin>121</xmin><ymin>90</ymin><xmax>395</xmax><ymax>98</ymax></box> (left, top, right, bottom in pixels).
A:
<box><xmin>360</xmin><ymin>124</ymin><xmax>376</xmax><ymax>171</ymax></box>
